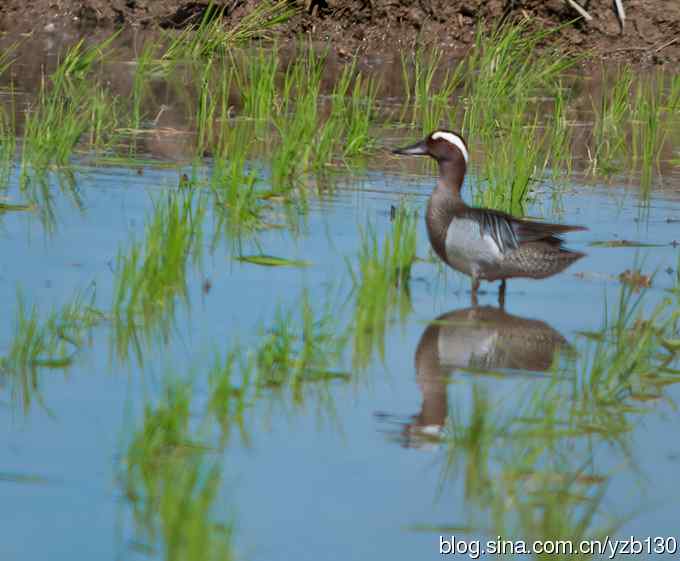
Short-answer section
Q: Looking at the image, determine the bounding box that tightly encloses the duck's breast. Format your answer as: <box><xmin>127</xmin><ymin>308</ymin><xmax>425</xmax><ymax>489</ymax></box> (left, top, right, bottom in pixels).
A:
<box><xmin>444</xmin><ymin>218</ymin><xmax>503</xmax><ymax>276</ymax></box>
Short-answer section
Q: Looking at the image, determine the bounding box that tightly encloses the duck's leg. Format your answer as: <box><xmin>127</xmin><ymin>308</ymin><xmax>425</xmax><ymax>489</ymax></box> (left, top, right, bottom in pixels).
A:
<box><xmin>499</xmin><ymin>279</ymin><xmax>506</xmax><ymax>308</ymax></box>
<box><xmin>471</xmin><ymin>277</ymin><xmax>480</xmax><ymax>307</ymax></box>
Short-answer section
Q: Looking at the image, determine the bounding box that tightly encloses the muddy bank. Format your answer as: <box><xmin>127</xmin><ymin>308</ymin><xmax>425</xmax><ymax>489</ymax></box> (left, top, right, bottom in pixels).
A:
<box><xmin>1</xmin><ymin>0</ymin><xmax>679</xmax><ymax>64</ymax></box>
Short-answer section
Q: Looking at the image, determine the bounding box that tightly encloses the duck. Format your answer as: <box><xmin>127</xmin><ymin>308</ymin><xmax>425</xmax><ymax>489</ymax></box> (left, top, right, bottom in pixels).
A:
<box><xmin>392</xmin><ymin>130</ymin><xmax>586</xmax><ymax>305</ymax></box>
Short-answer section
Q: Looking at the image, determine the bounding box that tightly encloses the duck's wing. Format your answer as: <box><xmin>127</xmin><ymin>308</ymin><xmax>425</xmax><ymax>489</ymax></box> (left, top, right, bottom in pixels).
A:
<box><xmin>463</xmin><ymin>208</ymin><xmax>587</xmax><ymax>254</ymax></box>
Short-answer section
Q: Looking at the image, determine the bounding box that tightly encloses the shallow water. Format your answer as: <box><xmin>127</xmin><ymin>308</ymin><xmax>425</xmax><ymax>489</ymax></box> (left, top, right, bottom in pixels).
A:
<box><xmin>2</xmin><ymin>156</ymin><xmax>680</xmax><ymax>560</ymax></box>
<box><xmin>2</xmin><ymin>33</ymin><xmax>680</xmax><ymax>561</ymax></box>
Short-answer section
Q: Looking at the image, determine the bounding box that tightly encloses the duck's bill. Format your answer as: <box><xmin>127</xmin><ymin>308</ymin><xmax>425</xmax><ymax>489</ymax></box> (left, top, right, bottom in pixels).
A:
<box><xmin>392</xmin><ymin>139</ymin><xmax>428</xmax><ymax>156</ymax></box>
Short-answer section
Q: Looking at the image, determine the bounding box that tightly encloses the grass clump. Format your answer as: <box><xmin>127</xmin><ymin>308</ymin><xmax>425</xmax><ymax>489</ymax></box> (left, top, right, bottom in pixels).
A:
<box><xmin>400</xmin><ymin>46</ymin><xmax>465</xmax><ymax>134</ymax></box>
<box><xmin>461</xmin><ymin>21</ymin><xmax>574</xmax><ymax>136</ymax></box>
<box><xmin>588</xmin><ymin>66</ymin><xmax>633</xmax><ymax>176</ymax></box>
<box><xmin>187</xmin><ymin>55</ymin><xmax>236</xmax><ymax>156</ymax></box>
<box><xmin>543</xmin><ymin>82</ymin><xmax>574</xmax><ymax>182</ymax></box>
<box><xmin>112</xmin><ymin>190</ymin><xmax>206</xmax><ymax>362</ymax></box>
<box><xmin>233</xmin><ymin>46</ymin><xmax>280</xmax><ymax>125</ymax></box>
<box><xmin>474</xmin><ymin>107</ymin><xmax>545</xmax><ymax>214</ymax></box>
<box><xmin>0</xmin><ymin>42</ymin><xmax>17</xmax><ymax>78</ymax></box>
<box><xmin>270</xmin><ymin>47</ymin><xmax>325</xmax><ymax>191</ymax></box>
<box><xmin>21</xmin><ymin>83</ymin><xmax>91</xmax><ymax>170</ymax></box>
<box><xmin>163</xmin><ymin>1</ymin><xmax>295</xmax><ymax>61</ymax></box>
<box><xmin>458</xmin><ymin>21</ymin><xmax>575</xmax><ymax>210</ymax></box>
<box><xmin>129</xmin><ymin>40</ymin><xmax>160</xmax><ymax>132</ymax></box>
<box><xmin>271</xmin><ymin>49</ymin><xmax>377</xmax><ymax>193</ymax></box>
<box><xmin>210</xmin><ymin>122</ymin><xmax>266</xmax><ymax>240</ymax></box>
<box><xmin>20</xmin><ymin>35</ymin><xmax>119</xmax><ymax>172</ymax></box>
<box><xmin>0</xmin><ymin>102</ymin><xmax>15</xmax><ymax>187</ymax></box>
<box><xmin>630</xmin><ymin>77</ymin><xmax>667</xmax><ymax>191</ymax></box>
<box><xmin>321</xmin><ymin>60</ymin><xmax>378</xmax><ymax>160</ymax></box>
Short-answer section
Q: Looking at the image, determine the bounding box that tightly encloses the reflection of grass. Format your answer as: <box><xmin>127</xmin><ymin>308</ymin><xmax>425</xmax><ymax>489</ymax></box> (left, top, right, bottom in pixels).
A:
<box><xmin>17</xmin><ymin>169</ymin><xmax>85</xmax><ymax>235</ymax></box>
<box><xmin>438</xmin><ymin>394</ymin><xmax>614</xmax><ymax>554</ymax></box>
<box><xmin>350</xmin><ymin>203</ymin><xmax>417</xmax><ymax>368</ymax></box>
<box><xmin>124</xmin><ymin>381</ymin><xmax>234</xmax><ymax>561</ymax></box>
<box><xmin>207</xmin><ymin>291</ymin><xmax>351</xmax><ymax>443</ymax></box>
<box><xmin>435</xmin><ymin>282</ymin><xmax>680</xmax><ymax>552</ymax></box>
<box><xmin>0</xmin><ymin>289</ymin><xmax>102</xmax><ymax>412</ymax></box>
<box><xmin>252</xmin><ymin>292</ymin><xmax>349</xmax><ymax>404</ymax></box>
<box><xmin>123</xmin><ymin>290</ymin><xmax>352</xmax><ymax>555</ymax></box>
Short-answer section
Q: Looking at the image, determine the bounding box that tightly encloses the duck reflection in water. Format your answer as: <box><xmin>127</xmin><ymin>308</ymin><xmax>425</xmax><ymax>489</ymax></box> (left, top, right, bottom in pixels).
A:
<box><xmin>386</xmin><ymin>305</ymin><xmax>569</xmax><ymax>449</ymax></box>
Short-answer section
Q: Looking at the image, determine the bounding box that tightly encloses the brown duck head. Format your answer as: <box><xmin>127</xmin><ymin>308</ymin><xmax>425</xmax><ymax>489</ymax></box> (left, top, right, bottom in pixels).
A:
<box><xmin>393</xmin><ymin>130</ymin><xmax>468</xmax><ymax>163</ymax></box>
<box><xmin>393</xmin><ymin>130</ymin><xmax>469</xmax><ymax>194</ymax></box>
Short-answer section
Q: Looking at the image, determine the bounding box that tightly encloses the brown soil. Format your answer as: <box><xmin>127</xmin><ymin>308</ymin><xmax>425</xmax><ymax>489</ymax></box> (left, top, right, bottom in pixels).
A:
<box><xmin>1</xmin><ymin>0</ymin><xmax>679</xmax><ymax>64</ymax></box>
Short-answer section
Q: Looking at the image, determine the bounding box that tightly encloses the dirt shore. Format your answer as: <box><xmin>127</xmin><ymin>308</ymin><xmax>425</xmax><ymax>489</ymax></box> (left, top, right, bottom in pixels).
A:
<box><xmin>1</xmin><ymin>0</ymin><xmax>679</xmax><ymax>64</ymax></box>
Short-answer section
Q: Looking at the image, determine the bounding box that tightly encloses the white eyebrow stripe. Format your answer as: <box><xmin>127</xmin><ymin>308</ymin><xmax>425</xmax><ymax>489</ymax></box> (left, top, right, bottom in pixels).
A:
<box><xmin>432</xmin><ymin>131</ymin><xmax>469</xmax><ymax>163</ymax></box>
